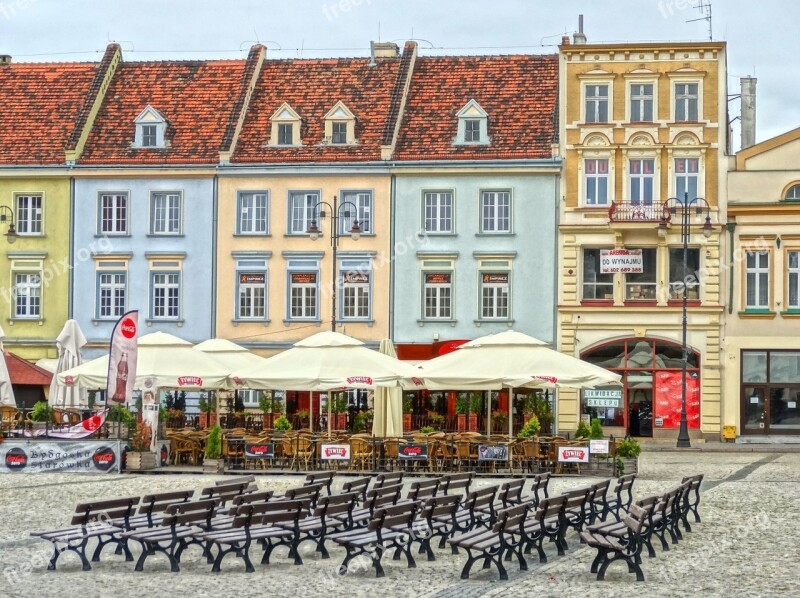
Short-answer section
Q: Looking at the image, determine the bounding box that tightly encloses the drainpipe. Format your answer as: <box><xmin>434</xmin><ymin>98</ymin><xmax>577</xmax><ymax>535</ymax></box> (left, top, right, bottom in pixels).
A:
<box><xmin>389</xmin><ymin>174</ymin><xmax>396</xmax><ymax>340</ymax></box>
<box><xmin>68</xmin><ymin>175</ymin><xmax>75</xmax><ymax>319</ymax></box>
<box><xmin>211</xmin><ymin>174</ymin><xmax>218</xmax><ymax>338</ymax></box>
<box><xmin>727</xmin><ymin>222</ymin><xmax>736</xmax><ymax>314</ymax></box>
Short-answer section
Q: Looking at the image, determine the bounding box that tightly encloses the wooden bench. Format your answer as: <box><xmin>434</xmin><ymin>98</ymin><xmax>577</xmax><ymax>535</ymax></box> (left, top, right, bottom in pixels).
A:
<box><xmin>341</xmin><ymin>476</ymin><xmax>372</xmax><ymax>503</ymax></box>
<box><xmin>522</xmin><ymin>494</ymin><xmax>567</xmax><ymax>563</ymax></box>
<box><xmin>450</xmin><ymin>486</ymin><xmax>498</xmax><ymax>533</ymax></box>
<box><xmin>580</xmin><ymin>502</ymin><xmax>654</xmax><ymax>581</ymax></box>
<box><xmin>202</xmin><ymin>499</ymin><xmax>308</xmax><ymax>572</ymax></box>
<box><xmin>126</xmin><ymin>490</ymin><xmax>195</xmax><ymax>529</ymax></box>
<box><xmin>32</xmin><ymin>496</ymin><xmax>140</xmax><ymax>571</ymax></box>
<box><xmin>448</xmin><ymin>503</ymin><xmax>530</xmax><ymax>580</ymax></box>
<box><xmin>497</xmin><ymin>478</ymin><xmax>526</xmax><ymax>509</ymax></box>
<box><xmin>436</xmin><ymin>472</ymin><xmax>474</xmax><ymax>503</ymax></box>
<box><xmin>123</xmin><ymin>499</ymin><xmax>219</xmax><ymax>572</ymax></box>
<box><xmin>604</xmin><ymin>473</ymin><xmax>636</xmax><ymax>521</ymax></box>
<box><xmin>279</xmin><ymin>491</ymin><xmax>360</xmax><ymax>559</ymax></box>
<box><xmin>406</xmin><ymin>478</ymin><xmax>440</xmax><ymax>501</ymax></box>
<box><xmin>348</xmin><ymin>483</ymin><xmax>404</xmax><ymax>527</ymax></box>
<box><xmin>413</xmin><ymin>494</ymin><xmax>462</xmax><ymax>560</ymax></box>
<box><xmin>374</xmin><ymin>471</ymin><xmax>404</xmax><ymax>488</ymax></box>
<box><xmin>561</xmin><ymin>487</ymin><xmax>592</xmax><ymax>546</ymax></box>
<box><xmin>305</xmin><ymin>471</ymin><xmax>334</xmax><ymax>496</ymax></box>
<box><xmin>330</xmin><ymin>501</ymin><xmax>420</xmax><ymax>578</ymax></box>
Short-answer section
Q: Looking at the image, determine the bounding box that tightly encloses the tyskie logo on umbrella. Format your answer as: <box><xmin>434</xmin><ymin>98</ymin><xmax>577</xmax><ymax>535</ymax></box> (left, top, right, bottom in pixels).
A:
<box><xmin>324</xmin><ymin>446</ymin><xmax>348</xmax><ymax>458</ymax></box>
<box><xmin>64</xmin><ymin>375</ymin><xmax>74</xmax><ymax>386</ymax></box>
<box><xmin>346</xmin><ymin>376</ymin><xmax>373</xmax><ymax>385</ymax></box>
<box><xmin>5</xmin><ymin>447</ymin><xmax>28</xmax><ymax>471</ymax></box>
<box><xmin>562</xmin><ymin>449</ymin><xmax>586</xmax><ymax>460</ymax></box>
<box><xmin>177</xmin><ymin>376</ymin><xmax>202</xmax><ymax>386</ymax></box>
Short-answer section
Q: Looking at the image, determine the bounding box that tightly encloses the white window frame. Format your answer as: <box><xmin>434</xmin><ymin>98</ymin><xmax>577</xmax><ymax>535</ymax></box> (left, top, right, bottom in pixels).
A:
<box><xmin>133</xmin><ymin>106</ymin><xmax>167</xmax><ymax>149</ymax></box>
<box><xmin>581</xmin><ymin>248</ymin><xmax>615</xmax><ymax>301</ymax></box>
<box><xmin>15</xmin><ymin>194</ymin><xmax>43</xmax><ymax>236</ymax></box>
<box><xmin>629</xmin><ymin>158</ymin><xmax>655</xmax><ymax>206</ymax></box>
<box><xmin>784</xmin><ymin>184</ymin><xmax>800</xmax><ymax>201</ymax></box>
<box><xmin>237</xmin><ymin>191</ymin><xmax>269</xmax><ymax>235</ymax></box>
<box><xmin>288</xmin><ymin>191</ymin><xmax>320</xmax><ymax>235</ymax></box>
<box><xmin>454</xmin><ymin>100</ymin><xmax>489</xmax><ymax>145</ymax></box>
<box><xmin>668</xmin><ymin>248</ymin><xmax>701</xmax><ymax>301</ymax></box>
<box><xmin>624</xmin><ymin>247</ymin><xmax>658</xmax><ymax>301</ymax></box>
<box><xmin>674</xmin><ymin>82</ymin><xmax>699</xmax><ymax>122</ymax></box>
<box><xmin>269</xmin><ymin>103</ymin><xmax>302</xmax><ymax>146</ymax></box>
<box><xmin>584</xmin><ymin>83</ymin><xmax>609</xmax><ymax>123</ymax></box>
<box><xmin>151</xmin><ymin>271</ymin><xmax>181</xmax><ymax>320</ymax></box>
<box><xmin>150</xmin><ymin>192</ymin><xmax>182</xmax><ymax>235</ymax></box>
<box><xmin>480</xmin><ymin>272</ymin><xmax>510</xmax><ymax>320</ymax></box>
<box><xmin>674</xmin><ymin>157</ymin><xmax>700</xmax><ymax>200</ymax></box>
<box><xmin>745</xmin><ymin>251</ymin><xmax>770</xmax><ymax>310</ymax></box>
<box><xmin>629</xmin><ymin>82</ymin><xmax>654</xmax><ymax>122</ymax></box>
<box><xmin>97</xmin><ymin>271</ymin><xmax>127</xmax><ymax>320</ymax></box>
<box><xmin>331</xmin><ymin>122</ymin><xmax>347</xmax><ymax>144</ymax></box>
<box><xmin>480</xmin><ymin>190</ymin><xmax>511</xmax><ymax>233</ymax></box>
<box><xmin>237</xmin><ymin>272</ymin><xmax>267</xmax><ymax>320</ymax></box>
<box><xmin>286</xmin><ymin>259</ymin><xmax>320</xmax><ymax>321</ymax></box>
<box><xmin>339</xmin><ymin>259</ymin><xmax>372</xmax><ymax>321</ymax></box>
<box><xmin>339</xmin><ymin>191</ymin><xmax>373</xmax><ymax>235</ymax></box>
<box><xmin>423</xmin><ymin>272</ymin><xmax>453</xmax><ymax>320</ymax></box>
<box><xmin>324</xmin><ymin>102</ymin><xmax>356</xmax><ymax>145</ymax></box>
<box><xmin>13</xmin><ymin>272</ymin><xmax>41</xmax><ymax>318</ymax></box>
<box><xmin>584</xmin><ymin>158</ymin><xmax>610</xmax><ymax>206</ymax></box>
<box><xmin>423</xmin><ymin>191</ymin><xmax>454</xmax><ymax>234</ymax></box>
<box><xmin>98</xmin><ymin>192</ymin><xmax>129</xmax><ymax>235</ymax></box>
<box><xmin>789</xmin><ymin>250</ymin><xmax>800</xmax><ymax>309</ymax></box>
<box><xmin>277</xmin><ymin>123</ymin><xmax>293</xmax><ymax>146</ymax></box>
<box><xmin>142</xmin><ymin>124</ymin><xmax>157</xmax><ymax>147</ymax></box>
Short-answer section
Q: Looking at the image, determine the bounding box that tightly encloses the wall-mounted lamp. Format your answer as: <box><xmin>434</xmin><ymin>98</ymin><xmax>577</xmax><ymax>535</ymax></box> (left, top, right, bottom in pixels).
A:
<box><xmin>776</xmin><ymin>236</ymin><xmax>782</xmax><ymax>249</ymax></box>
<box><xmin>0</xmin><ymin>205</ymin><xmax>16</xmax><ymax>244</ymax></box>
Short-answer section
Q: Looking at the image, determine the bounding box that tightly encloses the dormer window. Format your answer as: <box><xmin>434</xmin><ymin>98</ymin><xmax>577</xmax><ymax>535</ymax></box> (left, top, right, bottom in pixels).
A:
<box><xmin>324</xmin><ymin>101</ymin><xmax>356</xmax><ymax>145</ymax></box>
<box><xmin>455</xmin><ymin>100</ymin><xmax>489</xmax><ymax>145</ymax></box>
<box><xmin>133</xmin><ymin>105</ymin><xmax>167</xmax><ymax>149</ymax></box>
<box><xmin>270</xmin><ymin>103</ymin><xmax>302</xmax><ymax>146</ymax></box>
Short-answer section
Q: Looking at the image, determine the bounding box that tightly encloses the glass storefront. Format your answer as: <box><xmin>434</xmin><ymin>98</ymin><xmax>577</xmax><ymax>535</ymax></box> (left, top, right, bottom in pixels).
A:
<box><xmin>741</xmin><ymin>350</ymin><xmax>800</xmax><ymax>434</ymax></box>
<box><xmin>581</xmin><ymin>338</ymin><xmax>700</xmax><ymax>437</ymax></box>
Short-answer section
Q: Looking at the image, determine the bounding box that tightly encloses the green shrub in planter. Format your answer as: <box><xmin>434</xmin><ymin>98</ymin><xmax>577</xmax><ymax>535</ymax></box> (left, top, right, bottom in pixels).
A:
<box><xmin>30</xmin><ymin>401</ymin><xmax>54</xmax><ymax>422</ymax></box>
<box><xmin>204</xmin><ymin>425</ymin><xmax>223</xmax><ymax>460</ymax></box>
<box><xmin>575</xmin><ymin>419</ymin><xmax>591</xmax><ymax>439</ymax></box>
<box><xmin>108</xmin><ymin>404</ymin><xmax>135</xmax><ymax>427</ymax></box>
<box><xmin>517</xmin><ymin>415</ymin><xmax>540</xmax><ymax>438</ymax></box>
<box><xmin>274</xmin><ymin>415</ymin><xmax>293</xmax><ymax>432</ymax></box>
<box><xmin>617</xmin><ymin>436</ymin><xmax>642</xmax><ymax>458</ymax></box>
<box><xmin>419</xmin><ymin>426</ymin><xmax>435</xmax><ymax>434</ymax></box>
<box><xmin>589</xmin><ymin>418</ymin><xmax>605</xmax><ymax>439</ymax></box>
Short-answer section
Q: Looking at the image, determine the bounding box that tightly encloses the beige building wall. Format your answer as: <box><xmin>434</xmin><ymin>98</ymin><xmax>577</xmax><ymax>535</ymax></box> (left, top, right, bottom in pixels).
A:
<box><xmin>216</xmin><ymin>172</ymin><xmax>391</xmax><ymax>355</ymax></box>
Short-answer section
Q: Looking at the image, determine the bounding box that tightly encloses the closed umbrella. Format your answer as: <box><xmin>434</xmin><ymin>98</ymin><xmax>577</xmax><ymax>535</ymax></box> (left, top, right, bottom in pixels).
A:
<box><xmin>371</xmin><ymin>339</ymin><xmax>404</xmax><ymax>437</ymax></box>
<box><xmin>48</xmin><ymin>320</ymin><xmax>88</xmax><ymax>409</ymax></box>
<box><xmin>0</xmin><ymin>326</ymin><xmax>16</xmax><ymax>407</ymax></box>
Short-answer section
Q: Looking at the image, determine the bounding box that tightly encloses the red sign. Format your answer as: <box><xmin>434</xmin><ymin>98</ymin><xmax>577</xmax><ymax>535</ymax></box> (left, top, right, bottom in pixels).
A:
<box><xmin>437</xmin><ymin>340</ymin><xmax>469</xmax><ymax>356</ymax></box>
<box><xmin>346</xmin><ymin>376</ymin><xmax>373</xmax><ymax>386</ymax></box>
<box><xmin>482</xmin><ymin>273</ymin><xmax>508</xmax><ymax>284</ymax></box>
<box><xmin>240</xmin><ymin>273</ymin><xmax>265</xmax><ymax>284</ymax></box>
<box><xmin>177</xmin><ymin>376</ymin><xmax>203</xmax><ymax>387</ymax></box>
<box><xmin>653</xmin><ymin>371</ymin><xmax>700</xmax><ymax>429</ymax></box>
<box><xmin>425</xmin><ymin>273</ymin><xmax>451</xmax><ymax>284</ymax></box>
<box><xmin>64</xmin><ymin>375</ymin><xmax>74</xmax><ymax>386</ymax></box>
<box><xmin>292</xmin><ymin>272</ymin><xmax>317</xmax><ymax>284</ymax></box>
<box><xmin>398</xmin><ymin>443</ymin><xmax>428</xmax><ymax>460</ymax></box>
<box><xmin>557</xmin><ymin>446</ymin><xmax>589</xmax><ymax>463</ymax></box>
<box><xmin>120</xmin><ymin>318</ymin><xmax>137</xmax><ymax>339</ymax></box>
<box><xmin>343</xmin><ymin>272</ymin><xmax>369</xmax><ymax>284</ymax></box>
<box><xmin>320</xmin><ymin>444</ymin><xmax>351</xmax><ymax>460</ymax></box>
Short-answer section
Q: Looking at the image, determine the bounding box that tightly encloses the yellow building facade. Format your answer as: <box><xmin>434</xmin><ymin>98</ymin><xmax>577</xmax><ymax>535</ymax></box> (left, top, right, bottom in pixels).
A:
<box><xmin>557</xmin><ymin>41</ymin><xmax>728</xmax><ymax>441</ymax></box>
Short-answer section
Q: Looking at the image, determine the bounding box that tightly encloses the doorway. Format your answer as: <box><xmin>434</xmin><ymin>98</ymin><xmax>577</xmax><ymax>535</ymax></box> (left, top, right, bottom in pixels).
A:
<box><xmin>628</xmin><ymin>388</ymin><xmax>653</xmax><ymax>437</ymax></box>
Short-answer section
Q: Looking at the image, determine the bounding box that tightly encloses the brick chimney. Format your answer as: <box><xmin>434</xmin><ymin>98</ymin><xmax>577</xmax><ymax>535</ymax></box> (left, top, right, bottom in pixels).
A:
<box><xmin>573</xmin><ymin>15</ymin><xmax>587</xmax><ymax>44</ymax></box>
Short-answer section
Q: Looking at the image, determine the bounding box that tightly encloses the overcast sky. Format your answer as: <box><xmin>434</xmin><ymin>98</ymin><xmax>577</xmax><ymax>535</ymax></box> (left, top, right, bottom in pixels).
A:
<box><xmin>0</xmin><ymin>0</ymin><xmax>796</xmax><ymax>149</ymax></box>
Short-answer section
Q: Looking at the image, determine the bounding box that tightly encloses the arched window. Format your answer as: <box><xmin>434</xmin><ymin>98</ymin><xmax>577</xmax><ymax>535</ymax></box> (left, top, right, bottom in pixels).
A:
<box><xmin>784</xmin><ymin>184</ymin><xmax>800</xmax><ymax>201</ymax></box>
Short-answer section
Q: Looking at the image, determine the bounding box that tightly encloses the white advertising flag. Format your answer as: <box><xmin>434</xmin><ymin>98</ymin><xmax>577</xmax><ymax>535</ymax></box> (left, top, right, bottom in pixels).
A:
<box><xmin>107</xmin><ymin>311</ymin><xmax>138</xmax><ymax>404</ymax></box>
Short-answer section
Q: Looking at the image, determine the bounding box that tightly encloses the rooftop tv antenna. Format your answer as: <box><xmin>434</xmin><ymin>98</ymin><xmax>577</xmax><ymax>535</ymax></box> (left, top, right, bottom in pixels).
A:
<box><xmin>687</xmin><ymin>0</ymin><xmax>712</xmax><ymax>41</ymax></box>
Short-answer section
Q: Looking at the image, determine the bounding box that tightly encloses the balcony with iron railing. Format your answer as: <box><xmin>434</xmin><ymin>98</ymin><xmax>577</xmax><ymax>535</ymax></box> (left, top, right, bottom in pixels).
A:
<box><xmin>608</xmin><ymin>201</ymin><xmax>665</xmax><ymax>223</ymax></box>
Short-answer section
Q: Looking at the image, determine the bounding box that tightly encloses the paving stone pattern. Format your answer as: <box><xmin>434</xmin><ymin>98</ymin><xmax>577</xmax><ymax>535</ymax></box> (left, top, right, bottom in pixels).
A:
<box><xmin>1</xmin><ymin>452</ymin><xmax>798</xmax><ymax>598</ymax></box>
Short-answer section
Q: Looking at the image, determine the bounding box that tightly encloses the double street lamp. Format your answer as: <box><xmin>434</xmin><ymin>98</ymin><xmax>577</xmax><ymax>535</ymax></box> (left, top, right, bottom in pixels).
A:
<box><xmin>660</xmin><ymin>192</ymin><xmax>713</xmax><ymax>448</ymax></box>
<box><xmin>0</xmin><ymin>205</ymin><xmax>17</xmax><ymax>243</ymax></box>
<box><xmin>308</xmin><ymin>195</ymin><xmax>361</xmax><ymax>331</ymax></box>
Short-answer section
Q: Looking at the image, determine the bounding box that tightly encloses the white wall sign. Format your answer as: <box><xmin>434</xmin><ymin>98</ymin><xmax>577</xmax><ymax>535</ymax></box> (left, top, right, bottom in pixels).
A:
<box><xmin>585</xmin><ymin>389</ymin><xmax>622</xmax><ymax>408</ymax></box>
<box><xmin>600</xmin><ymin>249</ymin><xmax>643</xmax><ymax>274</ymax></box>
<box><xmin>320</xmin><ymin>444</ymin><xmax>350</xmax><ymax>460</ymax></box>
<box><xmin>589</xmin><ymin>439</ymin><xmax>609</xmax><ymax>454</ymax></box>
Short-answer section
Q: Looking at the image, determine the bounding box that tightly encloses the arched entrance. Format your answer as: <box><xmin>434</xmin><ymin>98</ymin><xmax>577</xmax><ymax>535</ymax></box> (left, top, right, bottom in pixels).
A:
<box><xmin>580</xmin><ymin>338</ymin><xmax>700</xmax><ymax>437</ymax></box>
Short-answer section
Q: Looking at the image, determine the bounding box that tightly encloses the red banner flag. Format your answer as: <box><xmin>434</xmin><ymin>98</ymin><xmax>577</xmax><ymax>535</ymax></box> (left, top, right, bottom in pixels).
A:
<box><xmin>107</xmin><ymin>310</ymin><xmax>138</xmax><ymax>404</ymax></box>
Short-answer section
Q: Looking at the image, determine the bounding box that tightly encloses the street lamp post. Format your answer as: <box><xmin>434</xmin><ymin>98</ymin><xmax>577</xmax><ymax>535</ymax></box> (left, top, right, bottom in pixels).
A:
<box><xmin>308</xmin><ymin>195</ymin><xmax>361</xmax><ymax>331</ymax></box>
<box><xmin>660</xmin><ymin>191</ymin><xmax>713</xmax><ymax>448</ymax></box>
<box><xmin>0</xmin><ymin>205</ymin><xmax>17</xmax><ymax>243</ymax></box>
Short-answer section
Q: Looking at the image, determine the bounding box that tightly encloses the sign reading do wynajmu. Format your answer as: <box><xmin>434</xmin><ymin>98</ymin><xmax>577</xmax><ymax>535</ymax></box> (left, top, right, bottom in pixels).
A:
<box><xmin>599</xmin><ymin>249</ymin><xmax>643</xmax><ymax>274</ymax></box>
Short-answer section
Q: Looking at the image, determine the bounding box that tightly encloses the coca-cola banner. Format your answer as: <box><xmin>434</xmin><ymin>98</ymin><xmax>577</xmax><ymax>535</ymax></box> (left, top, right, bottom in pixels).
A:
<box><xmin>320</xmin><ymin>444</ymin><xmax>351</xmax><ymax>460</ymax></box>
<box><xmin>107</xmin><ymin>310</ymin><xmax>139</xmax><ymax>404</ymax></box>
<box><xmin>653</xmin><ymin>371</ymin><xmax>701</xmax><ymax>429</ymax></box>
<box><xmin>557</xmin><ymin>445</ymin><xmax>590</xmax><ymax>463</ymax></box>
<box><xmin>398</xmin><ymin>443</ymin><xmax>428</xmax><ymax>460</ymax></box>
<box><xmin>0</xmin><ymin>440</ymin><xmax>122</xmax><ymax>473</ymax></box>
<box><xmin>22</xmin><ymin>409</ymin><xmax>108</xmax><ymax>439</ymax></box>
<box><xmin>245</xmin><ymin>442</ymin><xmax>275</xmax><ymax>459</ymax></box>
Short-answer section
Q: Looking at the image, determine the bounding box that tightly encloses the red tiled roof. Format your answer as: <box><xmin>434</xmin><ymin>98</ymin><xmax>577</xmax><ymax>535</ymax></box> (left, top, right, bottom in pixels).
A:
<box><xmin>5</xmin><ymin>351</ymin><xmax>52</xmax><ymax>386</ymax></box>
<box><xmin>0</xmin><ymin>62</ymin><xmax>98</xmax><ymax>165</ymax></box>
<box><xmin>232</xmin><ymin>57</ymin><xmax>401</xmax><ymax>163</ymax></box>
<box><xmin>79</xmin><ymin>60</ymin><xmax>247</xmax><ymax>165</ymax></box>
<box><xmin>393</xmin><ymin>54</ymin><xmax>559</xmax><ymax>161</ymax></box>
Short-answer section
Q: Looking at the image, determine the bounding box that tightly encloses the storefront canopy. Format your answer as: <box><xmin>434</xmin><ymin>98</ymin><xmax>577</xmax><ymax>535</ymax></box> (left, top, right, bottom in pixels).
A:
<box><xmin>417</xmin><ymin>330</ymin><xmax>622</xmax><ymax>390</ymax></box>
<box><xmin>193</xmin><ymin>338</ymin><xmax>271</xmax><ymax>372</ymax></box>
<box><xmin>58</xmin><ymin>331</ymin><xmax>232</xmax><ymax>391</ymax></box>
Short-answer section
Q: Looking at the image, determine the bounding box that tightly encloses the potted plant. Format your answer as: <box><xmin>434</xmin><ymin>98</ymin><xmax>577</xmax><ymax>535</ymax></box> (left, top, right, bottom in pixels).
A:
<box><xmin>203</xmin><ymin>424</ymin><xmax>224</xmax><ymax>473</ymax></box>
<box><xmin>427</xmin><ymin>411</ymin><xmax>445</xmax><ymax>431</ymax></box>
<box><xmin>127</xmin><ymin>422</ymin><xmax>157</xmax><ymax>470</ymax></box>
<box><xmin>353</xmin><ymin>411</ymin><xmax>369</xmax><ymax>433</ymax></box>
<box><xmin>468</xmin><ymin>393</ymin><xmax>483</xmax><ymax>432</ymax></box>
<box><xmin>259</xmin><ymin>392</ymin><xmax>281</xmax><ymax>429</ymax></box>
<box><xmin>29</xmin><ymin>401</ymin><xmax>54</xmax><ymax>431</ymax></box>
<box><xmin>491</xmin><ymin>410</ymin><xmax>508</xmax><ymax>433</ymax></box>
<box><xmin>419</xmin><ymin>426</ymin><xmax>435</xmax><ymax>434</ymax></box>
<box><xmin>197</xmin><ymin>394</ymin><xmax>217</xmax><ymax>428</ymax></box>
<box><xmin>589</xmin><ymin>418</ymin><xmax>605</xmax><ymax>439</ymax></box>
<box><xmin>615</xmin><ymin>436</ymin><xmax>641</xmax><ymax>475</ymax></box>
<box><xmin>517</xmin><ymin>414</ymin><xmax>540</xmax><ymax>438</ymax></box>
<box><xmin>330</xmin><ymin>395</ymin><xmax>349</xmax><ymax>430</ymax></box>
<box><xmin>107</xmin><ymin>404</ymin><xmax>135</xmax><ymax>439</ymax></box>
<box><xmin>402</xmin><ymin>395</ymin><xmax>414</xmax><ymax>433</ymax></box>
<box><xmin>455</xmin><ymin>395</ymin><xmax>469</xmax><ymax>432</ymax></box>
<box><xmin>274</xmin><ymin>415</ymin><xmax>293</xmax><ymax>433</ymax></box>
<box><xmin>575</xmin><ymin>419</ymin><xmax>591</xmax><ymax>439</ymax></box>
<box><xmin>297</xmin><ymin>409</ymin><xmax>310</xmax><ymax>430</ymax></box>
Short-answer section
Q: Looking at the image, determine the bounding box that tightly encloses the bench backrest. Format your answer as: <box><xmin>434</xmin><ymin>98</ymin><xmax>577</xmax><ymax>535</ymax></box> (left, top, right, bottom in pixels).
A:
<box><xmin>623</xmin><ymin>503</ymin><xmax>652</xmax><ymax>536</ymax></box>
<box><xmin>535</xmin><ymin>494</ymin><xmax>566</xmax><ymax>523</ymax></box>
<box><xmin>305</xmin><ymin>471</ymin><xmax>334</xmax><ymax>495</ymax></box>
<box><xmin>234</xmin><ymin>499</ymin><xmax>308</xmax><ymax>528</ymax></box>
<box><xmin>137</xmin><ymin>490</ymin><xmax>193</xmax><ymax>524</ymax></box>
<box><xmin>493</xmin><ymin>503</ymin><xmax>529</xmax><ymax>534</ymax></box>
<box><xmin>498</xmin><ymin>478</ymin><xmax>525</xmax><ymax>507</ymax></box>
<box><xmin>368</xmin><ymin>502</ymin><xmax>418</xmax><ymax>533</ymax></box>
<box><xmin>285</xmin><ymin>482</ymin><xmax>324</xmax><ymax>508</ymax></box>
<box><xmin>71</xmin><ymin>496</ymin><xmax>141</xmax><ymax>526</ymax></box>
<box><xmin>374</xmin><ymin>471</ymin><xmax>403</xmax><ymax>488</ymax></box>
<box><xmin>438</xmin><ymin>472</ymin><xmax>474</xmax><ymax>497</ymax></box>
<box><xmin>200</xmin><ymin>481</ymin><xmax>253</xmax><ymax>505</ymax></box>
<box><xmin>365</xmin><ymin>483</ymin><xmax>403</xmax><ymax>511</ymax></box>
<box><xmin>231</xmin><ymin>490</ymin><xmax>274</xmax><ymax>507</ymax></box>
<box><xmin>612</xmin><ymin>473</ymin><xmax>636</xmax><ymax>508</ymax></box>
<box><xmin>680</xmin><ymin>473</ymin><xmax>703</xmax><ymax>507</ymax></box>
<box><xmin>341</xmin><ymin>477</ymin><xmax>372</xmax><ymax>503</ymax></box>
<box><xmin>162</xmin><ymin>499</ymin><xmax>219</xmax><ymax>527</ymax></box>
<box><xmin>316</xmin><ymin>491</ymin><xmax>359</xmax><ymax>520</ymax></box>
<box><xmin>407</xmin><ymin>478</ymin><xmax>439</xmax><ymax>501</ymax></box>
<box><xmin>215</xmin><ymin>475</ymin><xmax>256</xmax><ymax>490</ymax></box>
<box><xmin>421</xmin><ymin>494</ymin><xmax>461</xmax><ymax>521</ymax></box>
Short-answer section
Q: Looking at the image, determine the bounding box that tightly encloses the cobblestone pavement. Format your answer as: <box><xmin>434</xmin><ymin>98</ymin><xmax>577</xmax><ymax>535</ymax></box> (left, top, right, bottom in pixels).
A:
<box><xmin>1</xmin><ymin>452</ymin><xmax>798</xmax><ymax>598</ymax></box>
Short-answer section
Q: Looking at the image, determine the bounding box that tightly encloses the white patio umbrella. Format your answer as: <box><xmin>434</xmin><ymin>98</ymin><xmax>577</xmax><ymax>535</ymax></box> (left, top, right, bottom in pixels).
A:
<box><xmin>230</xmin><ymin>331</ymin><xmax>423</xmax><ymax>437</ymax></box>
<box><xmin>48</xmin><ymin>320</ymin><xmax>88</xmax><ymax>409</ymax></box>
<box><xmin>0</xmin><ymin>326</ymin><xmax>16</xmax><ymax>407</ymax></box>
<box><xmin>58</xmin><ymin>331</ymin><xmax>233</xmax><ymax>391</ymax></box>
<box><xmin>418</xmin><ymin>330</ymin><xmax>622</xmax><ymax>440</ymax></box>
<box><xmin>371</xmin><ymin>339</ymin><xmax>404</xmax><ymax>437</ymax></box>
